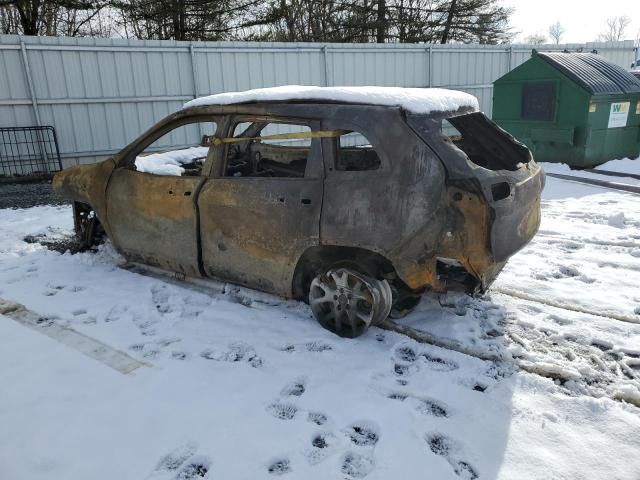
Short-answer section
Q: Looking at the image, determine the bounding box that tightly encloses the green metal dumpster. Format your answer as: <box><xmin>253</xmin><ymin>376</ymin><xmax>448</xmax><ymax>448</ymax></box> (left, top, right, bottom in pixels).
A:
<box><xmin>492</xmin><ymin>52</ymin><xmax>640</xmax><ymax>168</ymax></box>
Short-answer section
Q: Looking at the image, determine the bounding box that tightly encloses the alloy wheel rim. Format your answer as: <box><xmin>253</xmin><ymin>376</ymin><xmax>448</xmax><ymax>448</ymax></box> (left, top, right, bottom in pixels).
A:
<box><xmin>309</xmin><ymin>268</ymin><xmax>389</xmax><ymax>337</ymax></box>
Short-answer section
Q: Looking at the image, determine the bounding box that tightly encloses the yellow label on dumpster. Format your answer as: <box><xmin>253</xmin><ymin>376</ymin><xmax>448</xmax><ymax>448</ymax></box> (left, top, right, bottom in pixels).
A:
<box><xmin>589</xmin><ymin>102</ymin><xmax>597</xmax><ymax>113</ymax></box>
<box><xmin>608</xmin><ymin>102</ymin><xmax>630</xmax><ymax>128</ymax></box>
<box><xmin>637</xmin><ymin>103</ymin><xmax>640</xmax><ymax>115</ymax></box>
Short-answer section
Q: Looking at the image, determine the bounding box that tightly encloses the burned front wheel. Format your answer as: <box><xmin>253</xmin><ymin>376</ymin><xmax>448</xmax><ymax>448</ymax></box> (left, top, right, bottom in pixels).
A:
<box><xmin>73</xmin><ymin>202</ymin><xmax>104</xmax><ymax>250</ymax></box>
<box><xmin>309</xmin><ymin>268</ymin><xmax>392</xmax><ymax>338</ymax></box>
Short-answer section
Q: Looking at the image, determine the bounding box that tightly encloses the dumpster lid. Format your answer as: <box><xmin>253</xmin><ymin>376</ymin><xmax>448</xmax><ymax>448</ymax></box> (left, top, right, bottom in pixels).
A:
<box><xmin>537</xmin><ymin>52</ymin><xmax>640</xmax><ymax>96</ymax></box>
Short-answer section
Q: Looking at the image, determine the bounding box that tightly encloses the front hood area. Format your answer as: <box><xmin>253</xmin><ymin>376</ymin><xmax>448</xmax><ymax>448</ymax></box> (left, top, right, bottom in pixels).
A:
<box><xmin>53</xmin><ymin>159</ymin><xmax>115</xmax><ymax>206</ymax></box>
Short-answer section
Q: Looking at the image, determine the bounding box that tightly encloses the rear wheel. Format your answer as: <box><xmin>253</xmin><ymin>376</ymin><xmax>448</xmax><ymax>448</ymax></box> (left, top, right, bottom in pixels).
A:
<box><xmin>309</xmin><ymin>268</ymin><xmax>392</xmax><ymax>338</ymax></box>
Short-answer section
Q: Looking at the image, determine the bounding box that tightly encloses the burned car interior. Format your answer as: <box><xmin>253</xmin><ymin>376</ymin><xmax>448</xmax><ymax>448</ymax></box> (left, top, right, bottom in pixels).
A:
<box><xmin>223</xmin><ymin>122</ymin><xmax>382</xmax><ymax>177</ymax></box>
<box><xmin>129</xmin><ymin>116</ymin><xmax>385</xmax><ymax>179</ymax></box>
<box><xmin>224</xmin><ymin>122</ymin><xmax>313</xmax><ymax>178</ymax></box>
<box><xmin>53</xmin><ymin>88</ymin><xmax>544</xmax><ymax>338</ymax></box>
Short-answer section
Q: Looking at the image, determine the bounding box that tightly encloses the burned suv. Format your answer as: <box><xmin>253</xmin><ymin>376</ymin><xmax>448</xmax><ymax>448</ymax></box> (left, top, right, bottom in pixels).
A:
<box><xmin>54</xmin><ymin>86</ymin><xmax>544</xmax><ymax>338</ymax></box>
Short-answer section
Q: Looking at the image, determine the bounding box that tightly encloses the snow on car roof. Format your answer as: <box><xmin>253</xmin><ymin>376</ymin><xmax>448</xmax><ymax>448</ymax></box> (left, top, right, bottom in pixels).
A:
<box><xmin>183</xmin><ymin>85</ymin><xmax>479</xmax><ymax>115</ymax></box>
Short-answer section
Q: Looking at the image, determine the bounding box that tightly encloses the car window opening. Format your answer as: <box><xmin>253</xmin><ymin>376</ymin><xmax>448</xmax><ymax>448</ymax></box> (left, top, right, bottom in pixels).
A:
<box><xmin>445</xmin><ymin>112</ymin><xmax>529</xmax><ymax>172</ymax></box>
<box><xmin>225</xmin><ymin>122</ymin><xmax>315</xmax><ymax>178</ymax></box>
<box><xmin>337</xmin><ymin>131</ymin><xmax>381</xmax><ymax>171</ymax></box>
<box><xmin>133</xmin><ymin>121</ymin><xmax>217</xmax><ymax>177</ymax></box>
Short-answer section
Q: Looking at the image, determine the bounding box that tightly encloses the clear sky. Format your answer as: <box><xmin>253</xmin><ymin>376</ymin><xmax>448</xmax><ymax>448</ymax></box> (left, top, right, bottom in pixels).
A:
<box><xmin>505</xmin><ymin>0</ymin><xmax>640</xmax><ymax>43</ymax></box>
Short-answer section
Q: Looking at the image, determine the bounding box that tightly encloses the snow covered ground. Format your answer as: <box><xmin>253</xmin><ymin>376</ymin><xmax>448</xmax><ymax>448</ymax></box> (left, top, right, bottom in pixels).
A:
<box><xmin>1</xmin><ymin>168</ymin><xmax>640</xmax><ymax>479</ymax></box>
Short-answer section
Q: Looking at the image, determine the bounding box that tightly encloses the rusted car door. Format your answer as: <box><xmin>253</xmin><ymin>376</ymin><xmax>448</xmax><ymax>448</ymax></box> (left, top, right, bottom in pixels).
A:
<box><xmin>198</xmin><ymin>118</ymin><xmax>324</xmax><ymax>297</ymax></box>
<box><xmin>106</xmin><ymin>171</ymin><xmax>204</xmax><ymax>277</ymax></box>
<box><xmin>105</xmin><ymin>119</ymin><xmax>218</xmax><ymax>277</ymax></box>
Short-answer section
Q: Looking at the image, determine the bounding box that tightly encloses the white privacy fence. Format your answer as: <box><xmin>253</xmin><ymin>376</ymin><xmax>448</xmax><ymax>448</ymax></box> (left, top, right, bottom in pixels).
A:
<box><xmin>0</xmin><ymin>35</ymin><xmax>637</xmax><ymax>167</ymax></box>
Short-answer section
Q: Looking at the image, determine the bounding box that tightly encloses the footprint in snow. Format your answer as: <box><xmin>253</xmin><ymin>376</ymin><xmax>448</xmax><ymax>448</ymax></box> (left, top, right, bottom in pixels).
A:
<box><xmin>392</xmin><ymin>344</ymin><xmax>459</xmax><ymax>373</ymax></box>
<box><xmin>267</xmin><ymin>458</ymin><xmax>291</xmax><ymax>475</ymax></box>
<box><xmin>394</xmin><ymin>345</ymin><xmax>418</xmax><ymax>363</ymax></box>
<box><xmin>426</xmin><ymin>434</ymin><xmax>478</xmax><ymax>480</ymax></box>
<box><xmin>200</xmin><ymin>342</ymin><xmax>263</xmax><ymax>368</ymax></box>
<box><xmin>154</xmin><ymin>443</ymin><xmax>197</xmax><ymax>472</ymax></box>
<box><xmin>307</xmin><ymin>412</ymin><xmax>328</xmax><ymax>426</ymax></box>
<box><xmin>305</xmin><ymin>432</ymin><xmax>337</xmax><ymax>465</ymax></box>
<box><xmin>175</xmin><ymin>458</ymin><xmax>210</xmax><ymax>480</ymax></box>
<box><xmin>420</xmin><ymin>352</ymin><xmax>459</xmax><ymax>372</ymax></box>
<box><xmin>135</xmin><ymin>318</ymin><xmax>159</xmax><ymax>337</ymax></box>
<box><xmin>156</xmin><ymin>337</ymin><xmax>181</xmax><ymax>348</ymax></box>
<box><xmin>278</xmin><ymin>341</ymin><xmax>333</xmax><ymax>353</ymax></box>
<box><xmin>280</xmin><ymin>378</ymin><xmax>306</xmax><ymax>397</ymax></box>
<box><xmin>305</xmin><ymin>341</ymin><xmax>333</xmax><ymax>352</ymax></box>
<box><xmin>267</xmin><ymin>403</ymin><xmax>298</xmax><ymax>420</ymax></box>
<box><xmin>151</xmin><ymin>284</ymin><xmax>173</xmax><ymax>314</ymax></box>
<box><xmin>150</xmin><ymin>444</ymin><xmax>210</xmax><ymax>479</ymax></box>
<box><xmin>387</xmin><ymin>392</ymin><xmax>449</xmax><ymax>417</ymax></box>
<box><xmin>104</xmin><ymin>305</ymin><xmax>128</xmax><ymax>323</ymax></box>
<box><xmin>559</xmin><ymin>241</ymin><xmax>583</xmax><ymax>252</ymax></box>
<box><xmin>416</xmin><ymin>399</ymin><xmax>449</xmax><ymax>417</ymax></box>
<box><xmin>340</xmin><ymin>452</ymin><xmax>374</xmax><ymax>479</ymax></box>
<box><xmin>553</xmin><ymin>265</ymin><xmax>580</xmax><ymax>279</ymax></box>
<box><xmin>345</xmin><ymin>422</ymin><xmax>379</xmax><ymax>447</ymax></box>
<box><xmin>36</xmin><ymin>315</ymin><xmax>58</xmax><ymax>327</ymax></box>
<box><xmin>171</xmin><ymin>351</ymin><xmax>187</xmax><ymax>360</ymax></box>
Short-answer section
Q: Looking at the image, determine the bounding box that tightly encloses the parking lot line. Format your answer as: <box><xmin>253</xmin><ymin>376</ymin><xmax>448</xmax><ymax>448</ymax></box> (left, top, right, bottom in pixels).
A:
<box><xmin>0</xmin><ymin>299</ymin><xmax>149</xmax><ymax>374</ymax></box>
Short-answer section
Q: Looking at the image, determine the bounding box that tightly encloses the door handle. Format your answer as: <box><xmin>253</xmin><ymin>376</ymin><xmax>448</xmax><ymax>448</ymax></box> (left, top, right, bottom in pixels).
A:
<box><xmin>301</xmin><ymin>198</ymin><xmax>312</xmax><ymax>205</ymax></box>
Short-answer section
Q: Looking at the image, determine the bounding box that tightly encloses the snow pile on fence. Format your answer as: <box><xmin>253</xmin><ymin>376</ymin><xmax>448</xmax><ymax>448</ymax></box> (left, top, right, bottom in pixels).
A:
<box><xmin>135</xmin><ymin>146</ymin><xmax>209</xmax><ymax>176</ymax></box>
<box><xmin>183</xmin><ymin>86</ymin><xmax>480</xmax><ymax>115</ymax></box>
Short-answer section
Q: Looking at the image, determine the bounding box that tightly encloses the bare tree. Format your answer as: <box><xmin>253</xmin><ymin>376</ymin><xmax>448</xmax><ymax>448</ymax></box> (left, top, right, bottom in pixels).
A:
<box><xmin>548</xmin><ymin>21</ymin><xmax>563</xmax><ymax>44</ymax></box>
<box><xmin>0</xmin><ymin>0</ymin><xmax>112</xmax><ymax>36</ymax></box>
<box><xmin>0</xmin><ymin>0</ymin><xmax>514</xmax><ymax>43</ymax></box>
<box><xmin>598</xmin><ymin>15</ymin><xmax>631</xmax><ymax>42</ymax></box>
<box><xmin>0</xmin><ymin>4</ymin><xmax>21</xmax><ymax>32</ymax></box>
<box><xmin>436</xmin><ymin>0</ymin><xmax>513</xmax><ymax>44</ymax></box>
<box><xmin>524</xmin><ymin>33</ymin><xmax>546</xmax><ymax>45</ymax></box>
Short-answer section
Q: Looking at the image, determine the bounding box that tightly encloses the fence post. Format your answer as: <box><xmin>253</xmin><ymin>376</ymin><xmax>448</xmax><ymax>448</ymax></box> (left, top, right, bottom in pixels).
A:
<box><xmin>189</xmin><ymin>43</ymin><xmax>199</xmax><ymax>99</ymax></box>
<box><xmin>189</xmin><ymin>43</ymin><xmax>207</xmax><ymax>139</ymax></box>
<box><xmin>429</xmin><ymin>46</ymin><xmax>434</xmax><ymax>87</ymax></box>
<box><xmin>322</xmin><ymin>45</ymin><xmax>329</xmax><ymax>86</ymax></box>
<box><xmin>19</xmin><ymin>41</ymin><xmax>42</xmax><ymax>128</ymax></box>
<box><xmin>507</xmin><ymin>46</ymin><xmax>513</xmax><ymax>72</ymax></box>
<box><xmin>19</xmin><ymin>40</ymin><xmax>48</xmax><ymax>170</ymax></box>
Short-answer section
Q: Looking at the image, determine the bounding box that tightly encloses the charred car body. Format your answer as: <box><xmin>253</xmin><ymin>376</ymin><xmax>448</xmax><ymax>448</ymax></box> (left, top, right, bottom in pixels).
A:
<box><xmin>54</xmin><ymin>86</ymin><xmax>544</xmax><ymax>337</ymax></box>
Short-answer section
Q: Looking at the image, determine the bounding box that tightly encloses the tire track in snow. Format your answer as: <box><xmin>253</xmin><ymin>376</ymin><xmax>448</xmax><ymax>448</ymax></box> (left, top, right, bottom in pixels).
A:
<box><xmin>493</xmin><ymin>287</ymin><xmax>640</xmax><ymax>325</ymax></box>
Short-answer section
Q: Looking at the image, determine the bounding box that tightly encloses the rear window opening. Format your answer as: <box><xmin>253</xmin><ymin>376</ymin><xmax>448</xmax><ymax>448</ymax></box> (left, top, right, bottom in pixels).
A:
<box><xmin>445</xmin><ymin>112</ymin><xmax>530</xmax><ymax>171</ymax></box>
<box><xmin>336</xmin><ymin>131</ymin><xmax>381</xmax><ymax>171</ymax></box>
